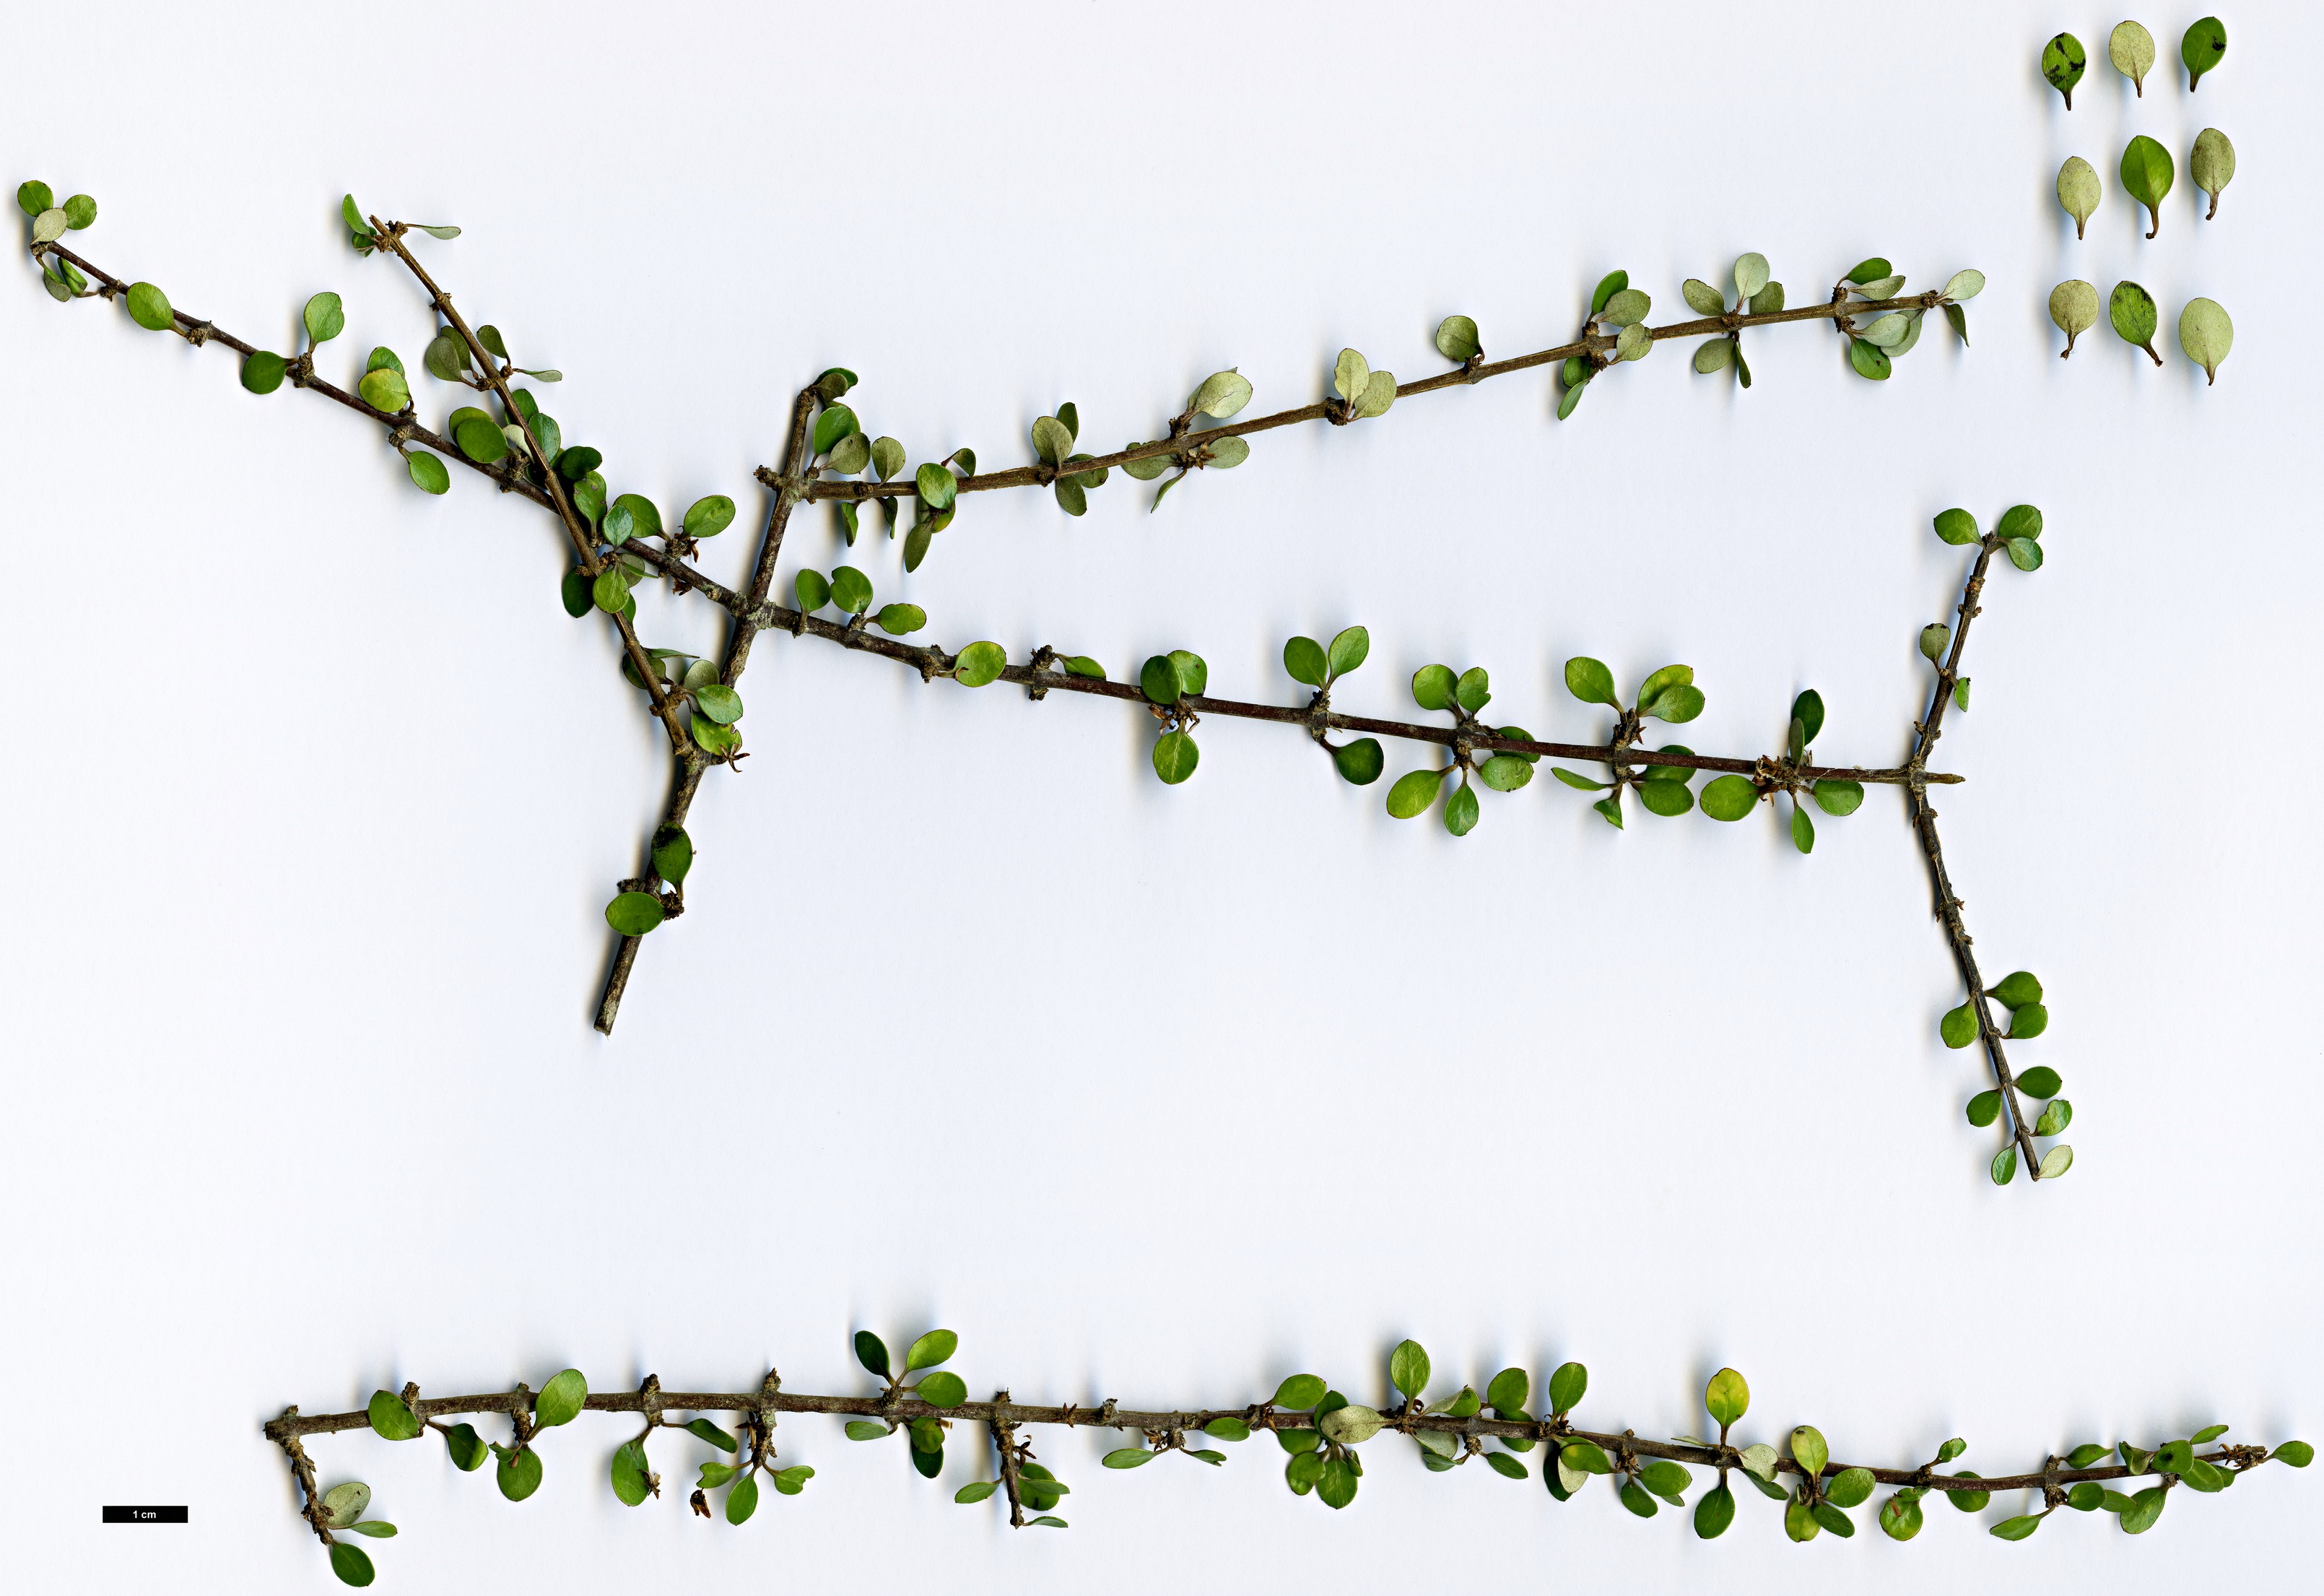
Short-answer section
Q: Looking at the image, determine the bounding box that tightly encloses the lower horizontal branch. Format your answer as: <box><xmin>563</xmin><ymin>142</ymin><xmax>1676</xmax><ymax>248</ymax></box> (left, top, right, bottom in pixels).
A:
<box><xmin>260</xmin><ymin>1385</ymin><xmax>2238</xmax><ymax>1496</ymax></box>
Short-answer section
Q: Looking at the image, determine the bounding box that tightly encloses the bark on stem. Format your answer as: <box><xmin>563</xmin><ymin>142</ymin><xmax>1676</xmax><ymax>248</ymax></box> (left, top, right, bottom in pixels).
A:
<box><xmin>259</xmin><ymin>1385</ymin><xmax>2259</xmax><ymax>1498</ymax></box>
<box><xmin>592</xmin><ymin>391</ymin><xmax>819</xmax><ymax>1035</ymax></box>
<box><xmin>803</xmin><ymin>293</ymin><xmax>1951</xmax><ymax>502</ymax></box>
<box><xmin>1907</xmin><ymin>536</ymin><xmax>2042</xmax><ymax>1178</ymax></box>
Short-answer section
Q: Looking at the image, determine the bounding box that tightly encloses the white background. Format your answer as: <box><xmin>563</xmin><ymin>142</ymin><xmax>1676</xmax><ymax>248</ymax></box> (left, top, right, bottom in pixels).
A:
<box><xmin>4</xmin><ymin>2</ymin><xmax>2316</xmax><ymax>1590</ymax></box>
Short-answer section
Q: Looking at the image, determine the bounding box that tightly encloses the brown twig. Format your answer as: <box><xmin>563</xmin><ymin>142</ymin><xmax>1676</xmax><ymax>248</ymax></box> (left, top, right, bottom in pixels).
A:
<box><xmin>591</xmin><ymin>390</ymin><xmax>819</xmax><ymax>1036</ymax></box>
<box><xmin>1907</xmin><ymin>535</ymin><xmax>2042</xmax><ymax>1178</ymax></box>
<box><xmin>258</xmin><ymin>1383</ymin><xmax>2262</xmax><ymax>1499</ymax></box>
<box><xmin>803</xmin><ymin>294</ymin><xmax>1952</xmax><ymax>503</ymax></box>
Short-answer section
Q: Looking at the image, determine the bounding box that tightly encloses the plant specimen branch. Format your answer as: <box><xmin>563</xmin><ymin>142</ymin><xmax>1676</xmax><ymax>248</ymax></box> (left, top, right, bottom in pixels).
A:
<box><xmin>21</xmin><ymin>184</ymin><xmax>2059</xmax><ymax>1181</ymax></box>
<box><xmin>264</xmin><ymin>1332</ymin><xmax>2312</xmax><ymax>1584</ymax></box>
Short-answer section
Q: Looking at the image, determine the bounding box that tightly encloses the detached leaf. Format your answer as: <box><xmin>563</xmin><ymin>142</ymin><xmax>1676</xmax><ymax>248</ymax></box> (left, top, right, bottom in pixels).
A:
<box><xmin>2108</xmin><ymin>22</ymin><xmax>2156</xmax><ymax>93</ymax></box>
<box><xmin>2185</xmin><ymin>126</ymin><xmax>2234</xmax><ymax>226</ymax></box>
<box><xmin>2109</xmin><ymin>281</ymin><xmax>2161</xmax><ymax>365</ymax></box>
<box><xmin>2118</xmin><ymin>135</ymin><xmax>2175</xmax><ymax>237</ymax></box>
<box><xmin>2180</xmin><ymin>17</ymin><xmax>2226</xmax><ymax>92</ymax></box>
<box><xmin>2055</xmin><ymin>157</ymin><xmax>2101</xmax><ymax>239</ymax></box>
<box><xmin>2041</xmin><ymin>32</ymin><xmax>2088</xmax><ymax>108</ymax></box>
<box><xmin>2177</xmin><ymin>298</ymin><xmax>2233</xmax><ymax>385</ymax></box>
<box><xmin>2050</xmin><ymin>280</ymin><xmax>2100</xmax><ymax>356</ymax></box>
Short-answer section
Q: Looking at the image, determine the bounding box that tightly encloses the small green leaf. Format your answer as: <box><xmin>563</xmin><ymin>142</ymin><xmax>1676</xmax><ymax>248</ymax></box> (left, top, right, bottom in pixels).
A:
<box><xmin>605</xmin><ymin>891</ymin><xmax>665</xmax><ymax>937</ymax></box>
<box><xmin>2038</xmin><ymin>1145</ymin><xmax>2074</xmax><ymax>1179</ymax></box>
<box><xmin>1333</xmin><ymin>738</ymin><xmax>1385</xmax><ymax>785</ymax></box>
<box><xmin>844</xmin><ymin>1421</ymin><xmax>889</xmax><ymax>1441</ymax></box>
<box><xmin>1955</xmin><ymin>678</ymin><xmax>1972</xmax><ymax>711</ymax></box>
<box><xmin>1694</xmin><ymin>338</ymin><xmax>1736</xmax><ymax>375</ymax></box>
<box><xmin>610</xmin><ymin>1440</ymin><xmax>652</xmax><ymax>1506</ymax></box>
<box><xmin>342</xmin><ymin>1521</ymin><xmax>396</xmax><ymax>1538</ymax></box>
<box><xmin>1810</xmin><ymin>779</ymin><xmax>1863</xmax><ymax>817</ymax></box>
<box><xmin>695</xmin><ymin>685</ymin><xmax>744</xmax><ymax>725</ymax></box>
<box><xmin>772</xmin><ymin>1466</ymin><xmax>813</xmax><ymax>1496</ymax></box>
<box><xmin>684</xmin><ymin>1418</ymin><xmax>737</xmax><ymax>1452</ymax></box>
<box><xmin>329</xmin><ymin>1543</ymin><xmax>375</xmax><ymax>1587</ymax></box>
<box><xmin>1152</xmin><ymin>730</ymin><xmax>1200</xmax><ymax>784</ymax></box>
<box><xmin>1848</xmin><ymin>338</ymin><xmax>1892</xmax><ymax>381</ymax></box>
<box><xmin>1695</xmin><ymin>1483</ymin><xmax>1737</xmax><ymax>1538</ymax></box>
<box><xmin>1563</xmin><ymin>656</ymin><xmax>1618</xmax><ymax>708</ymax></box>
<box><xmin>17</xmin><ymin>180</ymin><xmax>55</xmax><ymax>216</ymax></box>
<box><xmin>1189</xmin><ymin>369</ymin><xmax>1253</xmax><ymax>419</ymax></box>
<box><xmin>591</xmin><ymin>568</ymin><xmax>630</xmax><ymax>615</ymax></box>
<box><xmin>1991</xmin><ymin>1512</ymin><xmax>2045</xmax><ymax>1541</ymax></box>
<box><xmin>126</xmin><ymin>282</ymin><xmax>173</xmax><ymax>331</ymax></box>
<box><xmin>1946</xmin><ymin>1470</ymin><xmax>1990</xmax><ymax>1510</ymax></box>
<box><xmin>2180</xmin><ymin>17</ymin><xmax>2226</xmax><ymax>92</ymax></box>
<box><xmin>830</xmin><ymin>565</ymin><xmax>874</xmax><ymax>614</ymax></box>
<box><xmin>811</xmin><ymin>404</ymin><xmax>860</xmax><ymax>459</ymax></box>
<box><xmin>1990</xmin><ymin>1145</ymin><xmax>2019</xmax><ymax>1186</ymax></box>
<box><xmin>496</xmin><ymin>1445</ymin><xmax>544</xmax><ymax>1501</ymax></box>
<box><xmin>1411</xmin><ymin>663</ymin><xmax>1456</xmax><ymax>711</ymax></box>
<box><xmin>323</xmin><ymin>1482</ymin><xmax>372</xmax><ymax>1527</ymax></box>
<box><xmin>2007</xmin><ymin>1004</ymin><xmax>2049</xmax><ymax>1041</ymax></box>
<box><xmin>1385</xmin><ymin>768</ymin><xmax>1446</xmax><ymax>820</ymax></box>
<box><xmin>854</xmin><ymin>1331</ymin><xmax>891</xmax><ymax>1377</ymax></box>
<box><xmin>955</xmin><ymin>1480</ymin><xmax>998</xmax><ymax>1504</ymax></box>
<box><xmin>2177</xmin><ymin>298</ymin><xmax>2233</xmax><ymax>385</ymax></box>
<box><xmin>874</xmin><ymin>603</ymin><xmax>926</xmax><ymax>636</ymax></box>
<box><xmin>2057</xmin><ymin>157</ymin><xmax>2101</xmax><ymax>239</ymax></box>
<box><xmin>1283</xmin><ymin>636</ymin><xmax>1328</xmax><ymax>688</ymax></box>
<box><xmin>1790</xmin><ymin>800</ymin><xmax>1815</xmax><ymax>854</ymax></box>
<box><xmin>2119</xmin><ymin>136</ymin><xmax>2175</xmax><ymax>238</ymax></box>
<box><xmin>1601</xmin><ymin>288</ymin><xmax>1651</xmax><ymax>327</ymax></box>
<box><xmin>2037</xmin><ymin>1098</ymin><xmax>2070</xmax><ymax>1135</ymax></box>
<box><xmin>1454</xmin><ymin>666</ymin><xmax>1491</xmax><ymax>714</ymax></box>
<box><xmin>2274</xmin><ymin>1441</ymin><xmax>2315</xmax><ymax>1467</ymax></box>
<box><xmin>2191</xmin><ymin>128</ymin><xmax>2235</xmax><ymax>219</ymax></box>
<box><xmin>1139</xmin><ymin>654</ymin><xmax>1181</xmax><ymax>706</ymax></box>
<box><xmin>1327</xmin><ymin>625</ymin><xmax>1370</xmax><ymax>677</ymax></box>
<box><xmin>1549</xmin><ymin>1362</ymin><xmax>1589</xmax><ymax>1416</ymax></box>
<box><xmin>536</xmin><ymin>1369</ymin><xmax>588</xmax><ymax>1428</ymax></box>
<box><xmin>1703</xmin><ymin>1368</ymin><xmax>1747</xmax><ymax>1427</ymax></box>
<box><xmin>1700</xmin><ymin>776</ymin><xmax>1757</xmax><ymax>821</ymax></box>
<box><xmin>1827</xmin><ymin>1467</ymin><xmax>1875</xmax><ymax>1509</ymax></box>
<box><xmin>1445</xmin><ymin>782</ymin><xmax>1481</xmax><ymax>836</ymax></box>
<box><xmin>367</xmin><ymin>1391</ymin><xmax>422</xmax><ymax>1441</ymax></box>
<box><xmin>299</xmin><ymin>291</ymin><xmax>344</xmax><ymax>349</ymax></box>
<box><xmin>2108</xmin><ymin>21</ymin><xmax>2156</xmax><ymax>92</ymax></box>
<box><xmin>954</xmin><ymin>642</ymin><xmax>1007</xmax><ymax>688</ymax></box>
<box><xmin>1965</xmin><ymin>1088</ymin><xmax>2002</xmax><ymax>1128</ymax></box>
<box><xmin>1919</xmin><ymin>623</ymin><xmax>1951</xmax><ymax>664</ymax></box>
<box><xmin>1732</xmin><ymin>253</ymin><xmax>1770</xmax><ymax>301</ymax></box>
<box><xmin>905</xmin><ymin>1330</ymin><xmax>957</xmax><ymax>1371</ymax></box>
<box><xmin>1435</xmin><ymin>315</ymin><xmax>1481</xmax><ymax>362</ymax></box>
<box><xmin>2110</xmin><ymin>280</ymin><xmax>2160</xmax><ymax>363</ymax></box>
<box><xmin>793</xmin><ymin>570</ymin><xmax>832</xmax><ymax>612</ymax></box>
<box><xmin>2042</xmin><ymin>32</ymin><xmax>2088</xmax><ymax>107</ymax></box>
<box><xmin>2050</xmin><ymin>279</ymin><xmax>2101</xmax><ymax>356</ymax></box>
<box><xmin>1941</xmin><ymin>269</ymin><xmax>1984</xmax><ymax>303</ymax></box>
<box><xmin>1273</xmin><ymin>1374</ymin><xmax>1327</xmax><ymax>1410</ymax></box>
<box><xmin>725</xmin><ymin>1472</ymin><xmax>759</xmax><ymax>1525</ymax></box>
<box><xmin>357</xmin><ymin>368</ymin><xmax>410</xmax><ymax>413</ymax></box>
<box><xmin>406</xmin><ymin>451</ymin><xmax>451</xmax><ymax>495</ymax></box>
<box><xmin>1790</xmin><ymin>1426</ymin><xmax>1829</xmax><ymax>1480</ymax></box>
<box><xmin>1991</xmin><ymin>971</ymin><xmax>2042</xmax><ymax>1009</ymax></box>
<box><xmin>1559</xmin><ymin>1440</ymin><xmax>1612</xmax><ymax>1475</ymax></box>
<box><xmin>1590</xmin><ymin>270</ymin><xmax>1628</xmax><ymax>316</ymax></box>
<box><xmin>444</xmin><ymin>1423</ymin><xmax>487</xmax><ymax>1471</ymax></box>
<box><xmin>918</xmin><ymin>1371</ymin><xmax>968</xmax><ymax>1408</ymax></box>
<box><xmin>1389</xmin><ymin>1340</ymin><xmax>1431</xmax><ymax>1400</ymax></box>
<box><xmin>1204</xmin><ymin>1417</ymin><xmax>1250</xmax><ymax>1442</ymax></box>
<box><xmin>914</xmin><ymin>463</ymin><xmax>958</xmax><ymax>510</ymax></box>
<box><xmin>1479</xmin><ymin>754</ymin><xmax>1533</xmax><ymax>793</ymax></box>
